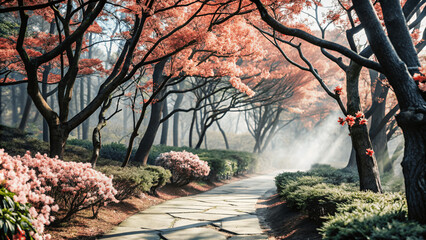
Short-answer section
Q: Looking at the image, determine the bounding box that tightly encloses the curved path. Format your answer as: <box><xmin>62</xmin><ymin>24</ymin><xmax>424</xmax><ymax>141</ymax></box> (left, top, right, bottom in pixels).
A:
<box><xmin>101</xmin><ymin>174</ymin><xmax>275</xmax><ymax>240</ymax></box>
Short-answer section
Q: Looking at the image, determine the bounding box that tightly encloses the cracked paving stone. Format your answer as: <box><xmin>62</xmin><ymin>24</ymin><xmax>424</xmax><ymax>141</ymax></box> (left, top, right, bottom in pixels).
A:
<box><xmin>161</xmin><ymin>227</ymin><xmax>227</xmax><ymax>240</ymax></box>
<box><xmin>101</xmin><ymin>174</ymin><xmax>276</xmax><ymax>240</ymax></box>
<box><xmin>215</xmin><ymin>215</ymin><xmax>264</xmax><ymax>235</ymax></box>
<box><xmin>100</xmin><ymin>227</ymin><xmax>160</xmax><ymax>240</ymax></box>
<box><xmin>170</xmin><ymin>219</ymin><xmax>210</xmax><ymax>228</ymax></box>
<box><xmin>119</xmin><ymin>213</ymin><xmax>175</xmax><ymax>229</ymax></box>
<box><xmin>169</xmin><ymin>212</ymin><xmax>234</xmax><ymax>221</ymax></box>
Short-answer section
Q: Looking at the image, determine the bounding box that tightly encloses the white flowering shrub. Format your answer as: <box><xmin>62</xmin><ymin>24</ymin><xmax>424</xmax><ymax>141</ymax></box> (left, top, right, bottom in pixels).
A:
<box><xmin>155</xmin><ymin>151</ymin><xmax>210</xmax><ymax>186</ymax></box>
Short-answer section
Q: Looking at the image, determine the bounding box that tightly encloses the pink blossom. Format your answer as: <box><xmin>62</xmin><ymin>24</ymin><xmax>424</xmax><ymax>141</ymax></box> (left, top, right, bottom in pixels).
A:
<box><xmin>0</xmin><ymin>149</ymin><xmax>118</xmax><ymax>239</ymax></box>
<box><xmin>156</xmin><ymin>151</ymin><xmax>210</xmax><ymax>186</ymax></box>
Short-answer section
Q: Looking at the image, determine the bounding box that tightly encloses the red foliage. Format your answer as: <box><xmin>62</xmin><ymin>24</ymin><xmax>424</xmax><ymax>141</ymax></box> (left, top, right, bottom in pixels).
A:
<box><xmin>334</xmin><ymin>85</ymin><xmax>343</xmax><ymax>95</ymax></box>
<box><xmin>345</xmin><ymin>115</ymin><xmax>356</xmax><ymax>127</ymax></box>
<box><xmin>338</xmin><ymin>117</ymin><xmax>345</xmax><ymax>126</ymax></box>
<box><xmin>366</xmin><ymin>148</ymin><xmax>374</xmax><ymax>157</ymax></box>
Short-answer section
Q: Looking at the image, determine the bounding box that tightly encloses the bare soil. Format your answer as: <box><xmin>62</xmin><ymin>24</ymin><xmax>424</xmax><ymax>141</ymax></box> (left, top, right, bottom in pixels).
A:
<box><xmin>257</xmin><ymin>191</ymin><xmax>321</xmax><ymax>240</ymax></box>
<box><xmin>45</xmin><ymin>175</ymin><xmax>251</xmax><ymax>240</ymax></box>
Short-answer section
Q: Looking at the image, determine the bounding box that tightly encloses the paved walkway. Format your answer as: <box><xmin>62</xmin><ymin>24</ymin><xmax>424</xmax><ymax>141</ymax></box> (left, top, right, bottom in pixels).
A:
<box><xmin>100</xmin><ymin>174</ymin><xmax>275</xmax><ymax>240</ymax></box>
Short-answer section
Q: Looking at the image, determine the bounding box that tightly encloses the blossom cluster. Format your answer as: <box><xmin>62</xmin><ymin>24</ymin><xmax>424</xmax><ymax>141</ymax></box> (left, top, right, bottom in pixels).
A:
<box><xmin>229</xmin><ymin>77</ymin><xmax>255</xmax><ymax>97</ymax></box>
<box><xmin>366</xmin><ymin>148</ymin><xmax>374</xmax><ymax>157</ymax></box>
<box><xmin>0</xmin><ymin>149</ymin><xmax>55</xmax><ymax>240</ymax></box>
<box><xmin>338</xmin><ymin>111</ymin><xmax>368</xmax><ymax>127</ymax></box>
<box><xmin>0</xmin><ymin>149</ymin><xmax>118</xmax><ymax>239</ymax></box>
<box><xmin>334</xmin><ymin>85</ymin><xmax>343</xmax><ymax>95</ymax></box>
<box><xmin>413</xmin><ymin>65</ymin><xmax>426</xmax><ymax>92</ymax></box>
<box><xmin>155</xmin><ymin>151</ymin><xmax>210</xmax><ymax>186</ymax></box>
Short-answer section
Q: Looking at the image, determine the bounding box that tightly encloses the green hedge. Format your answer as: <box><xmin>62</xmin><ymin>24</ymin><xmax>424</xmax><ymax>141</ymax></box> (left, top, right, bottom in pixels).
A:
<box><xmin>67</xmin><ymin>139</ymin><xmax>135</xmax><ymax>163</ymax></box>
<box><xmin>149</xmin><ymin>145</ymin><xmax>257</xmax><ymax>180</ymax></box>
<box><xmin>274</xmin><ymin>164</ymin><xmax>426</xmax><ymax>239</ymax></box>
<box><xmin>68</xmin><ymin>140</ymin><xmax>258</xmax><ymax>180</ymax></box>
<box><xmin>320</xmin><ymin>198</ymin><xmax>426</xmax><ymax>240</ymax></box>
<box><xmin>0</xmin><ymin>126</ymin><xmax>122</xmax><ymax>166</ymax></box>
<box><xmin>97</xmin><ymin>166</ymin><xmax>171</xmax><ymax>200</ymax></box>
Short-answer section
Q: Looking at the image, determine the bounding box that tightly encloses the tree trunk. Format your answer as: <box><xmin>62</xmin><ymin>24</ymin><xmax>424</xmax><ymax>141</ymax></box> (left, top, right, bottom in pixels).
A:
<box><xmin>42</xmin><ymin>67</ymin><xmax>50</xmax><ymax>142</ymax></box>
<box><xmin>75</xmin><ymin>95</ymin><xmax>81</xmax><ymax>139</ymax></box>
<box><xmin>172</xmin><ymin>93</ymin><xmax>183</xmax><ymax>147</ymax></box>
<box><xmin>353</xmin><ymin>0</ymin><xmax>425</xmax><ymax>222</ymax></box>
<box><xmin>134</xmin><ymin>99</ymin><xmax>164</xmax><ymax>165</ymax></box>
<box><xmin>18</xmin><ymin>95</ymin><xmax>32</xmax><ymax>131</ymax></box>
<box><xmin>216</xmin><ymin>121</ymin><xmax>229</xmax><ymax>150</ymax></box>
<box><xmin>11</xmin><ymin>86</ymin><xmax>18</xmax><ymax>125</ymax></box>
<box><xmin>344</xmin><ymin>147</ymin><xmax>358</xmax><ymax>170</ymax></box>
<box><xmin>49</xmin><ymin>121</ymin><xmax>68</xmax><ymax>158</ymax></box>
<box><xmin>91</xmin><ymin>98</ymin><xmax>112</xmax><ymax>168</ymax></box>
<box><xmin>80</xmin><ymin>79</ymin><xmax>87</xmax><ymax>140</ymax></box>
<box><xmin>83</xmin><ymin>34</ymin><xmax>93</xmax><ymax>140</ymax></box>
<box><xmin>18</xmin><ymin>85</ymin><xmax>25</xmax><ymax>116</ymax></box>
<box><xmin>195</xmin><ymin>125</ymin><xmax>207</xmax><ymax>149</ymax></box>
<box><xmin>0</xmin><ymin>87</ymin><xmax>2</xmax><ymax>125</ymax></box>
<box><xmin>133</xmin><ymin>59</ymin><xmax>167</xmax><ymax>165</ymax></box>
<box><xmin>195</xmin><ymin>119</ymin><xmax>214</xmax><ymax>149</ymax></box>
<box><xmin>188</xmin><ymin>111</ymin><xmax>197</xmax><ymax>148</ymax></box>
<box><xmin>369</xmin><ymin>71</ymin><xmax>390</xmax><ymax>173</ymax></box>
<box><xmin>160</xmin><ymin>98</ymin><xmax>168</xmax><ymax>145</ymax></box>
<box><xmin>123</xmin><ymin>106</ymin><xmax>128</xmax><ymax>136</ymax></box>
<box><xmin>346</xmin><ymin>61</ymin><xmax>382</xmax><ymax>193</ymax></box>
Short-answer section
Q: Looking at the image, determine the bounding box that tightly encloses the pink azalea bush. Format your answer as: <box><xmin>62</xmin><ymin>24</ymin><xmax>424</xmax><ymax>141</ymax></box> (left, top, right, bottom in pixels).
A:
<box><xmin>0</xmin><ymin>149</ymin><xmax>118</xmax><ymax>240</ymax></box>
<box><xmin>155</xmin><ymin>151</ymin><xmax>210</xmax><ymax>186</ymax></box>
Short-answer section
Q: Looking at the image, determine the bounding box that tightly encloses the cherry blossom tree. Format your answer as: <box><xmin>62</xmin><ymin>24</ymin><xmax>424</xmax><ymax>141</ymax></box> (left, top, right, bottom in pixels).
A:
<box><xmin>250</xmin><ymin>0</ymin><xmax>426</xmax><ymax>223</ymax></box>
<box><xmin>0</xmin><ymin>0</ymin><xmax>252</xmax><ymax>158</ymax></box>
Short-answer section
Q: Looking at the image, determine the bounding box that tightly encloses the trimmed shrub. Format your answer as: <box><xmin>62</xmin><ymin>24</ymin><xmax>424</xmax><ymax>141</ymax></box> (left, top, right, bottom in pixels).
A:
<box><xmin>320</xmin><ymin>198</ymin><xmax>426</xmax><ymax>239</ymax></box>
<box><xmin>0</xmin><ymin>186</ymin><xmax>36</xmax><ymax>240</ymax></box>
<box><xmin>66</xmin><ymin>139</ymin><xmax>93</xmax><ymax>150</ymax></box>
<box><xmin>143</xmin><ymin>166</ymin><xmax>172</xmax><ymax>194</ymax></box>
<box><xmin>97</xmin><ymin>166</ymin><xmax>171</xmax><ymax>200</ymax></box>
<box><xmin>67</xmin><ymin>139</ymin><xmax>133</xmax><ymax>164</ymax></box>
<box><xmin>274</xmin><ymin>165</ymin><xmax>426</xmax><ymax>239</ymax></box>
<box><xmin>100</xmin><ymin>142</ymin><xmax>131</xmax><ymax>162</ymax></box>
<box><xmin>155</xmin><ymin>151</ymin><xmax>210</xmax><ymax>186</ymax></box>
<box><xmin>308</xmin><ymin>163</ymin><xmax>359</xmax><ymax>185</ymax></box>
<box><xmin>275</xmin><ymin>171</ymin><xmax>308</xmax><ymax>193</ymax></box>
<box><xmin>66</xmin><ymin>141</ymin><xmax>258</xmax><ymax>180</ymax></box>
<box><xmin>148</xmin><ymin>145</ymin><xmax>257</xmax><ymax>180</ymax></box>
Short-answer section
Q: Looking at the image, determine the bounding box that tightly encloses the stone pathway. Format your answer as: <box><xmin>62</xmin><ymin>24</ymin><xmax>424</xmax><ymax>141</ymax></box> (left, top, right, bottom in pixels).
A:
<box><xmin>100</xmin><ymin>174</ymin><xmax>275</xmax><ymax>240</ymax></box>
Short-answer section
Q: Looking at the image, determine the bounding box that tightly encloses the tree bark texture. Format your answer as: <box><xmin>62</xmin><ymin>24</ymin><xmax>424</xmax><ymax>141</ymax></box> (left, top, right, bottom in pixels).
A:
<box><xmin>216</xmin><ymin>121</ymin><xmax>230</xmax><ymax>150</ymax></box>
<box><xmin>173</xmin><ymin>92</ymin><xmax>184</xmax><ymax>147</ymax></box>
<box><xmin>354</xmin><ymin>0</ymin><xmax>425</xmax><ymax>222</ymax></box>
<box><xmin>160</xmin><ymin>98</ymin><xmax>168</xmax><ymax>145</ymax></box>
<box><xmin>18</xmin><ymin>94</ymin><xmax>32</xmax><ymax>131</ymax></box>
<box><xmin>346</xmin><ymin>61</ymin><xmax>382</xmax><ymax>193</ymax></box>
<box><xmin>91</xmin><ymin>98</ymin><xmax>112</xmax><ymax>168</ymax></box>
<box><xmin>134</xmin><ymin>59</ymin><xmax>168</xmax><ymax>165</ymax></box>
<box><xmin>369</xmin><ymin>71</ymin><xmax>390</xmax><ymax>173</ymax></box>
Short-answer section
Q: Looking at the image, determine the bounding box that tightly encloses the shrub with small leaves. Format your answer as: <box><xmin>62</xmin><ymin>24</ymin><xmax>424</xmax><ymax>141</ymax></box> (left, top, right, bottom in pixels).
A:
<box><xmin>320</xmin><ymin>197</ymin><xmax>426</xmax><ymax>239</ymax></box>
<box><xmin>155</xmin><ymin>151</ymin><xmax>210</xmax><ymax>186</ymax></box>
<box><xmin>98</xmin><ymin>166</ymin><xmax>171</xmax><ymax>200</ymax></box>
<box><xmin>0</xmin><ymin>186</ymin><xmax>36</xmax><ymax>240</ymax></box>
<box><xmin>274</xmin><ymin>165</ymin><xmax>425</xmax><ymax>239</ymax></box>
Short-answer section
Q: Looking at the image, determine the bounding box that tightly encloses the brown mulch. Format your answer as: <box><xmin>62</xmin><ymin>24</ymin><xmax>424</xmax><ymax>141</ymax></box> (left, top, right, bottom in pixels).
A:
<box><xmin>256</xmin><ymin>191</ymin><xmax>321</xmax><ymax>240</ymax></box>
<box><xmin>45</xmin><ymin>175</ymin><xmax>251</xmax><ymax>240</ymax></box>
